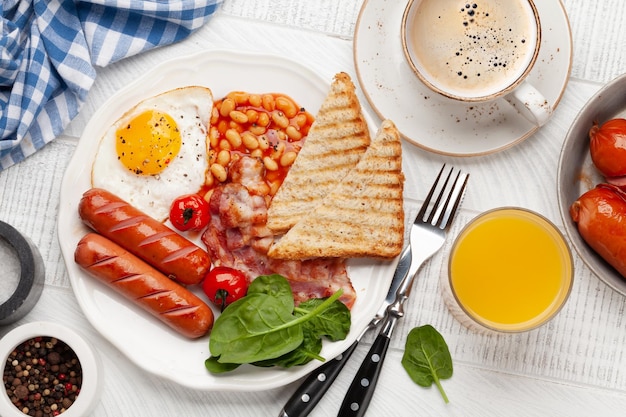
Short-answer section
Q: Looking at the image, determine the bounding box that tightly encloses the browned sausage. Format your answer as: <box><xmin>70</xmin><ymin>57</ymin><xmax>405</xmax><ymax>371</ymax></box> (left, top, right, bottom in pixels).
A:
<box><xmin>570</xmin><ymin>183</ymin><xmax>626</xmax><ymax>278</ymax></box>
<box><xmin>74</xmin><ymin>233</ymin><xmax>213</xmax><ymax>338</ymax></box>
<box><xmin>78</xmin><ymin>188</ymin><xmax>210</xmax><ymax>285</ymax></box>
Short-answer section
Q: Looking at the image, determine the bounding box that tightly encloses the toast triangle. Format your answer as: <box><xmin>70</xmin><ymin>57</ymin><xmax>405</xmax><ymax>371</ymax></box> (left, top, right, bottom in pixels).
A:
<box><xmin>267</xmin><ymin>119</ymin><xmax>405</xmax><ymax>260</ymax></box>
<box><xmin>266</xmin><ymin>72</ymin><xmax>371</xmax><ymax>233</ymax></box>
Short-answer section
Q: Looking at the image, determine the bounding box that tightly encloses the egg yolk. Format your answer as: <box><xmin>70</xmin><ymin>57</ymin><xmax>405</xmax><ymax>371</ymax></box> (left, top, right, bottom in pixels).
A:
<box><xmin>116</xmin><ymin>110</ymin><xmax>181</xmax><ymax>175</ymax></box>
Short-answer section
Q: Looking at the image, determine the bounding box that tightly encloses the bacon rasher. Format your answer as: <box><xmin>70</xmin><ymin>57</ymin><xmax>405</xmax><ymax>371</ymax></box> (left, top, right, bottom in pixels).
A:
<box><xmin>201</xmin><ymin>157</ymin><xmax>356</xmax><ymax>308</ymax></box>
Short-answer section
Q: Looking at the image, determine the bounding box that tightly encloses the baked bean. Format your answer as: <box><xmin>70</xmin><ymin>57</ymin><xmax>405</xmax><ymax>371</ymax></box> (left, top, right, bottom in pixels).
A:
<box><xmin>262</xmin><ymin>94</ymin><xmax>275</xmax><ymax>112</ymax></box>
<box><xmin>230</xmin><ymin>153</ymin><xmax>242</xmax><ymax>164</ymax></box>
<box><xmin>205</xmin><ymin>171</ymin><xmax>214</xmax><ymax>188</ymax></box>
<box><xmin>216</xmin><ymin>149</ymin><xmax>231</xmax><ymax>166</ymax></box>
<box><xmin>229</xmin><ymin>110</ymin><xmax>248</xmax><ymax>124</ymax></box>
<box><xmin>208</xmin><ymin>149</ymin><xmax>217</xmax><ymax>165</ymax></box>
<box><xmin>217</xmin><ymin>120</ymin><xmax>229</xmax><ymax>134</ymax></box>
<box><xmin>276</xmin><ymin>96</ymin><xmax>298</xmax><ymax>119</ymax></box>
<box><xmin>270</xmin><ymin>142</ymin><xmax>286</xmax><ymax>160</ymax></box>
<box><xmin>269</xmin><ymin>180</ymin><xmax>281</xmax><ymax>196</ymax></box>
<box><xmin>228</xmin><ymin>91</ymin><xmax>249</xmax><ymax>105</ymax></box>
<box><xmin>263</xmin><ymin>156</ymin><xmax>279</xmax><ymax>171</ymax></box>
<box><xmin>280</xmin><ymin>151</ymin><xmax>298</xmax><ymax>167</ymax></box>
<box><xmin>257</xmin><ymin>112</ymin><xmax>270</xmax><ymax>127</ymax></box>
<box><xmin>249</xmin><ymin>94</ymin><xmax>262</xmax><ymax>108</ymax></box>
<box><xmin>250</xmin><ymin>149</ymin><xmax>263</xmax><ymax>159</ymax></box>
<box><xmin>246</xmin><ymin>109</ymin><xmax>259</xmax><ymax>124</ymax></box>
<box><xmin>241</xmin><ymin>131</ymin><xmax>259</xmax><ymax>150</ymax></box>
<box><xmin>220</xmin><ymin>98</ymin><xmax>236</xmax><ymax>117</ymax></box>
<box><xmin>210</xmin><ymin>163</ymin><xmax>228</xmax><ymax>182</ymax></box>
<box><xmin>293</xmin><ymin>113</ymin><xmax>308</xmax><ymax>128</ymax></box>
<box><xmin>258</xmin><ymin>135</ymin><xmax>270</xmax><ymax>151</ymax></box>
<box><xmin>229</xmin><ymin>120</ymin><xmax>245</xmax><ymax>133</ymax></box>
<box><xmin>209</xmin><ymin>126</ymin><xmax>220</xmax><ymax>148</ymax></box>
<box><xmin>218</xmin><ymin>139</ymin><xmax>232</xmax><ymax>151</ymax></box>
<box><xmin>208</xmin><ymin>91</ymin><xmax>314</xmax><ymax>194</ymax></box>
<box><xmin>285</xmin><ymin>125</ymin><xmax>302</xmax><ymax>141</ymax></box>
<box><xmin>256</xmin><ymin>183</ymin><xmax>271</xmax><ymax>196</ymax></box>
<box><xmin>249</xmin><ymin>124</ymin><xmax>267</xmax><ymax>136</ymax></box>
<box><xmin>210</xmin><ymin>164</ymin><xmax>228</xmax><ymax>182</ymax></box>
<box><xmin>203</xmin><ymin>188</ymin><xmax>214</xmax><ymax>203</ymax></box>
<box><xmin>272</xmin><ymin>111</ymin><xmax>290</xmax><ymax>129</ymax></box>
<box><xmin>210</xmin><ymin>107</ymin><xmax>219</xmax><ymax>125</ymax></box>
<box><xmin>225</xmin><ymin>129</ymin><xmax>243</xmax><ymax>148</ymax></box>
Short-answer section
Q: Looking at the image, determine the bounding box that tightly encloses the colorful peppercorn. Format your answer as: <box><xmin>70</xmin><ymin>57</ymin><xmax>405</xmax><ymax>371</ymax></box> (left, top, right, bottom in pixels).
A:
<box><xmin>3</xmin><ymin>336</ymin><xmax>82</xmax><ymax>416</ymax></box>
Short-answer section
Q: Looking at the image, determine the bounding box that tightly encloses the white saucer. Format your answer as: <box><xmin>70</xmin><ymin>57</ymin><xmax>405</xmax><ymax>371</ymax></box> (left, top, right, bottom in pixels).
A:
<box><xmin>353</xmin><ymin>0</ymin><xmax>572</xmax><ymax>156</ymax></box>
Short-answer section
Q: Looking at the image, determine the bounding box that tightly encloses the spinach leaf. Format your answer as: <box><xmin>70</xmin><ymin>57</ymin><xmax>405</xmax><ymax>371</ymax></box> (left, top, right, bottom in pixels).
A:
<box><xmin>206</xmin><ymin>274</ymin><xmax>349</xmax><ymax>370</ymax></box>
<box><xmin>247</xmin><ymin>273</ymin><xmax>294</xmax><ymax>310</ymax></box>
<box><xmin>204</xmin><ymin>356</ymin><xmax>240</xmax><ymax>373</ymax></box>
<box><xmin>296</xmin><ymin>297</ymin><xmax>351</xmax><ymax>342</ymax></box>
<box><xmin>209</xmin><ymin>292</ymin><xmax>303</xmax><ymax>364</ymax></box>
<box><xmin>255</xmin><ymin>298</ymin><xmax>351</xmax><ymax>368</ymax></box>
<box><xmin>253</xmin><ymin>326</ymin><xmax>323</xmax><ymax>368</ymax></box>
<box><xmin>401</xmin><ymin>325</ymin><xmax>453</xmax><ymax>403</ymax></box>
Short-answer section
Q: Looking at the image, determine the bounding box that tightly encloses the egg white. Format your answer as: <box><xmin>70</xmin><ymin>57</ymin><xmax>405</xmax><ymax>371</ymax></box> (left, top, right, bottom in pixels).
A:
<box><xmin>91</xmin><ymin>86</ymin><xmax>213</xmax><ymax>222</ymax></box>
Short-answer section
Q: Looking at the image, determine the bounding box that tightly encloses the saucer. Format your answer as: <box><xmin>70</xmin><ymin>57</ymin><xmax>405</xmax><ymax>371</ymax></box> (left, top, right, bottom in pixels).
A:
<box><xmin>353</xmin><ymin>0</ymin><xmax>572</xmax><ymax>156</ymax></box>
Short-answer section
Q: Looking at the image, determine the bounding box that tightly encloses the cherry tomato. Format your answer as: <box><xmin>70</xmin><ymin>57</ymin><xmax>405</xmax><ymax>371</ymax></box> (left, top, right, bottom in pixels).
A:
<box><xmin>202</xmin><ymin>266</ymin><xmax>249</xmax><ymax>310</ymax></box>
<box><xmin>589</xmin><ymin>118</ymin><xmax>626</xmax><ymax>178</ymax></box>
<box><xmin>169</xmin><ymin>194</ymin><xmax>210</xmax><ymax>232</ymax></box>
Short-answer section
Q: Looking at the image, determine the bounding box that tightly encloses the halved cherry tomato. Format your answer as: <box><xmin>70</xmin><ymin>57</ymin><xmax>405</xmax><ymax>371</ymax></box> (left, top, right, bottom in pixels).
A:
<box><xmin>202</xmin><ymin>266</ymin><xmax>249</xmax><ymax>311</ymax></box>
<box><xmin>169</xmin><ymin>194</ymin><xmax>210</xmax><ymax>232</ymax></box>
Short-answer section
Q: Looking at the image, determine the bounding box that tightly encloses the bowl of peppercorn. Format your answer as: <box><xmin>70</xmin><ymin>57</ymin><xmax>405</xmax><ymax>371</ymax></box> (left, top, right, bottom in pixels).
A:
<box><xmin>0</xmin><ymin>321</ymin><xmax>103</xmax><ymax>417</ymax></box>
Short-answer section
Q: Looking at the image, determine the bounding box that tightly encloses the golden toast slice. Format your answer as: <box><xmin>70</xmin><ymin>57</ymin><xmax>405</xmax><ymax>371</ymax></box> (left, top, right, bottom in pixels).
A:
<box><xmin>266</xmin><ymin>72</ymin><xmax>371</xmax><ymax>234</ymax></box>
<box><xmin>267</xmin><ymin>119</ymin><xmax>405</xmax><ymax>260</ymax></box>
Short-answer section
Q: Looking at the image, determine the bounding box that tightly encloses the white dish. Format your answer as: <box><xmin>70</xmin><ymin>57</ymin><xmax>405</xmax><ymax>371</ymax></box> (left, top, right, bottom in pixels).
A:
<box><xmin>354</xmin><ymin>0</ymin><xmax>573</xmax><ymax>156</ymax></box>
<box><xmin>57</xmin><ymin>50</ymin><xmax>398</xmax><ymax>391</ymax></box>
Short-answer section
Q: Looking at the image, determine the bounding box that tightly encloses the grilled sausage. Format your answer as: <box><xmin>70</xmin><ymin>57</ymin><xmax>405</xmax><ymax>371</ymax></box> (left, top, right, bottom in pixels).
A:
<box><xmin>74</xmin><ymin>233</ymin><xmax>213</xmax><ymax>338</ymax></box>
<box><xmin>570</xmin><ymin>183</ymin><xmax>626</xmax><ymax>278</ymax></box>
<box><xmin>78</xmin><ymin>188</ymin><xmax>210</xmax><ymax>285</ymax></box>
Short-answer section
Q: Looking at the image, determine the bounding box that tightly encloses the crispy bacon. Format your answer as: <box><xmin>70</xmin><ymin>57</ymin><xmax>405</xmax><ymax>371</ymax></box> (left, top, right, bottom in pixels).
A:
<box><xmin>201</xmin><ymin>156</ymin><xmax>356</xmax><ymax>308</ymax></box>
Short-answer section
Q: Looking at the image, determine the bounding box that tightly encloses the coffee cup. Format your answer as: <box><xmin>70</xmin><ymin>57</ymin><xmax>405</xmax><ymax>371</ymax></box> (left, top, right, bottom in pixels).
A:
<box><xmin>401</xmin><ymin>0</ymin><xmax>551</xmax><ymax>126</ymax></box>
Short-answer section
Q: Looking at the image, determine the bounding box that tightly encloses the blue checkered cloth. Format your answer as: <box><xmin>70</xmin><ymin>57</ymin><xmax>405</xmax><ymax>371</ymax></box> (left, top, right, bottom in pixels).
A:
<box><xmin>0</xmin><ymin>0</ymin><xmax>222</xmax><ymax>170</ymax></box>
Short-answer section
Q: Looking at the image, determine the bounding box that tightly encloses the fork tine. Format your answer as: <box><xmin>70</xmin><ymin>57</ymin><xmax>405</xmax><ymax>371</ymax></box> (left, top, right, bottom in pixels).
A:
<box><xmin>416</xmin><ymin>164</ymin><xmax>447</xmax><ymax>221</ymax></box>
<box><xmin>439</xmin><ymin>169</ymin><xmax>469</xmax><ymax>230</ymax></box>
<box><xmin>417</xmin><ymin>165</ymin><xmax>469</xmax><ymax>229</ymax></box>
<box><xmin>428</xmin><ymin>167</ymin><xmax>456</xmax><ymax>225</ymax></box>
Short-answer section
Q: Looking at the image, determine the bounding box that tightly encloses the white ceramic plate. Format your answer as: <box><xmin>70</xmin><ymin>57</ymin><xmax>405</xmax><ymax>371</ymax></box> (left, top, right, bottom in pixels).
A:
<box><xmin>354</xmin><ymin>0</ymin><xmax>572</xmax><ymax>156</ymax></box>
<box><xmin>557</xmin><ymin>73</ymin><xmax>626</xmax><ymax>297</ymax></box>
<box><xmin>57</xmin><ymin>50</ymin><xmax>398</xmax><ymax>391</ymax></box>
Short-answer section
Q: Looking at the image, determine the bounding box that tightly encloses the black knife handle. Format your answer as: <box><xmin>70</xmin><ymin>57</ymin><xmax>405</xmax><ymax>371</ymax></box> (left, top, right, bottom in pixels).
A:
<box><xmin>337</xmin><ymin>334</ymin><xmax>391</xmax><ymax>417</ymax></box>
<box><xmin>280</xmin><ymin>340</ymin><xmax>360</xmax><ymax>417</ymax></box>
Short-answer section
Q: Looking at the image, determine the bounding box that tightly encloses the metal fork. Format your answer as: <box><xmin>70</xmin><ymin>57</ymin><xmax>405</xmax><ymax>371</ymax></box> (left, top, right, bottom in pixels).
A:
<box><xmin>336</xmin><ymin>165</ymin><xmax>469</xmax><ymax>417</ymax></box>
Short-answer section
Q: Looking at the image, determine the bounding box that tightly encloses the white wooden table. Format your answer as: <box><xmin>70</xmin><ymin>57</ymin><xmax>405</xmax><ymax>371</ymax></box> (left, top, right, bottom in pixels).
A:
<box><xmin>2</xmin><ymin>0</ymin><xmax>626</xmax><ymax>415</ymax></box>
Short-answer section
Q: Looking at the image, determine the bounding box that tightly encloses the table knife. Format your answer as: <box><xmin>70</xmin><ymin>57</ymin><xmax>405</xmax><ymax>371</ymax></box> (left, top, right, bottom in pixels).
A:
<box><xmin>278</xmin><ymin>244</ymin><xmax>413</xmax><ymax>417</ymax></box>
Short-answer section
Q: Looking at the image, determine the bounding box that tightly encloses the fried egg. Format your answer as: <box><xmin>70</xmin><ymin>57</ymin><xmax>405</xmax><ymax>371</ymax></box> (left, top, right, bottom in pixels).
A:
<box><xmin>91</xmin><ymin>86</ymin><xmax>213</xmax><ymax>222</ymax></box>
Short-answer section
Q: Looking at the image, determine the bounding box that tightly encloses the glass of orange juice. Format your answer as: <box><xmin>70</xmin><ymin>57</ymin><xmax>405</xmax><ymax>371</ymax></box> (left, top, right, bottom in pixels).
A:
<box><xmin>441</xmin><ymin>207</ymin><xmax>573</xmax><ymax>334</ymax></box>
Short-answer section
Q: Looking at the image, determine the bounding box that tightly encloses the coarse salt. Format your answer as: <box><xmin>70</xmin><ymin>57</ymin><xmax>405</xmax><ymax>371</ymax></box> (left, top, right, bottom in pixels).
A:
<box><xmin>0</xmin><ymin>237</ymin><xmax>20</xmax><ymax>304</ymax></box>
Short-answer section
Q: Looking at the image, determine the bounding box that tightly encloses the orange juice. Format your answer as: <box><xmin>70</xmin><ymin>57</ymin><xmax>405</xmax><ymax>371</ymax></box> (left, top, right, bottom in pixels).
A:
<box><xmin>447</xmin><ymin>208</ymin><xmax>573</xmax><ymax>332</ymax></box>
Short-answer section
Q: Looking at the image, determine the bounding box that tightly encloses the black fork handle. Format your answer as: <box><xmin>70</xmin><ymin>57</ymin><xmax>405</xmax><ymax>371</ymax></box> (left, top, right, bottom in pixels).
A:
<box><xmin>279</xmin><ymin>340</ymin><xmax>359</xmax><ymax>417</ymax></box>
<box><xmin>336</xmin><ymin>334</ymin><xmax>391</xmax><ymax>417</ymax></box>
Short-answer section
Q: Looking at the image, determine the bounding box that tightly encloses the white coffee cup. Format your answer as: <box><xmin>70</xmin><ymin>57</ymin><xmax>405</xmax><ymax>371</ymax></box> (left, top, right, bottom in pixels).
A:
<box><xmin>401</xmin><ymin>0</ymin><xmax>551</xmax><ymax>126</ymax></box>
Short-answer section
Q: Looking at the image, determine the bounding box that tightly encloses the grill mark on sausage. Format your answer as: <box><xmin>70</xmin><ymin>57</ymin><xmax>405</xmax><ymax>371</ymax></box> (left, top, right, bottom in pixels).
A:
<box><xmin>108</xmin><ymin>215</ymin><xmax>153</xmax><ymax>232</ymax></box>
<box><xmin>92</xmin><ymin>201</ymin><xmax>127</xmax><ymax>214</ymax></box>
<box><xmin>139</xmin><ymin>230</ymin><xmax>177</xmax><ymax>245</ymax></box>
<box><xmin>162</xmin><ymin>306</ymin><xmax>204</xmax><ymax>316</ymax></box>
<box><xmin>161</xmin><ymin>245</ymin><xmax>201</xmax><ymax>263</ymax></box>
